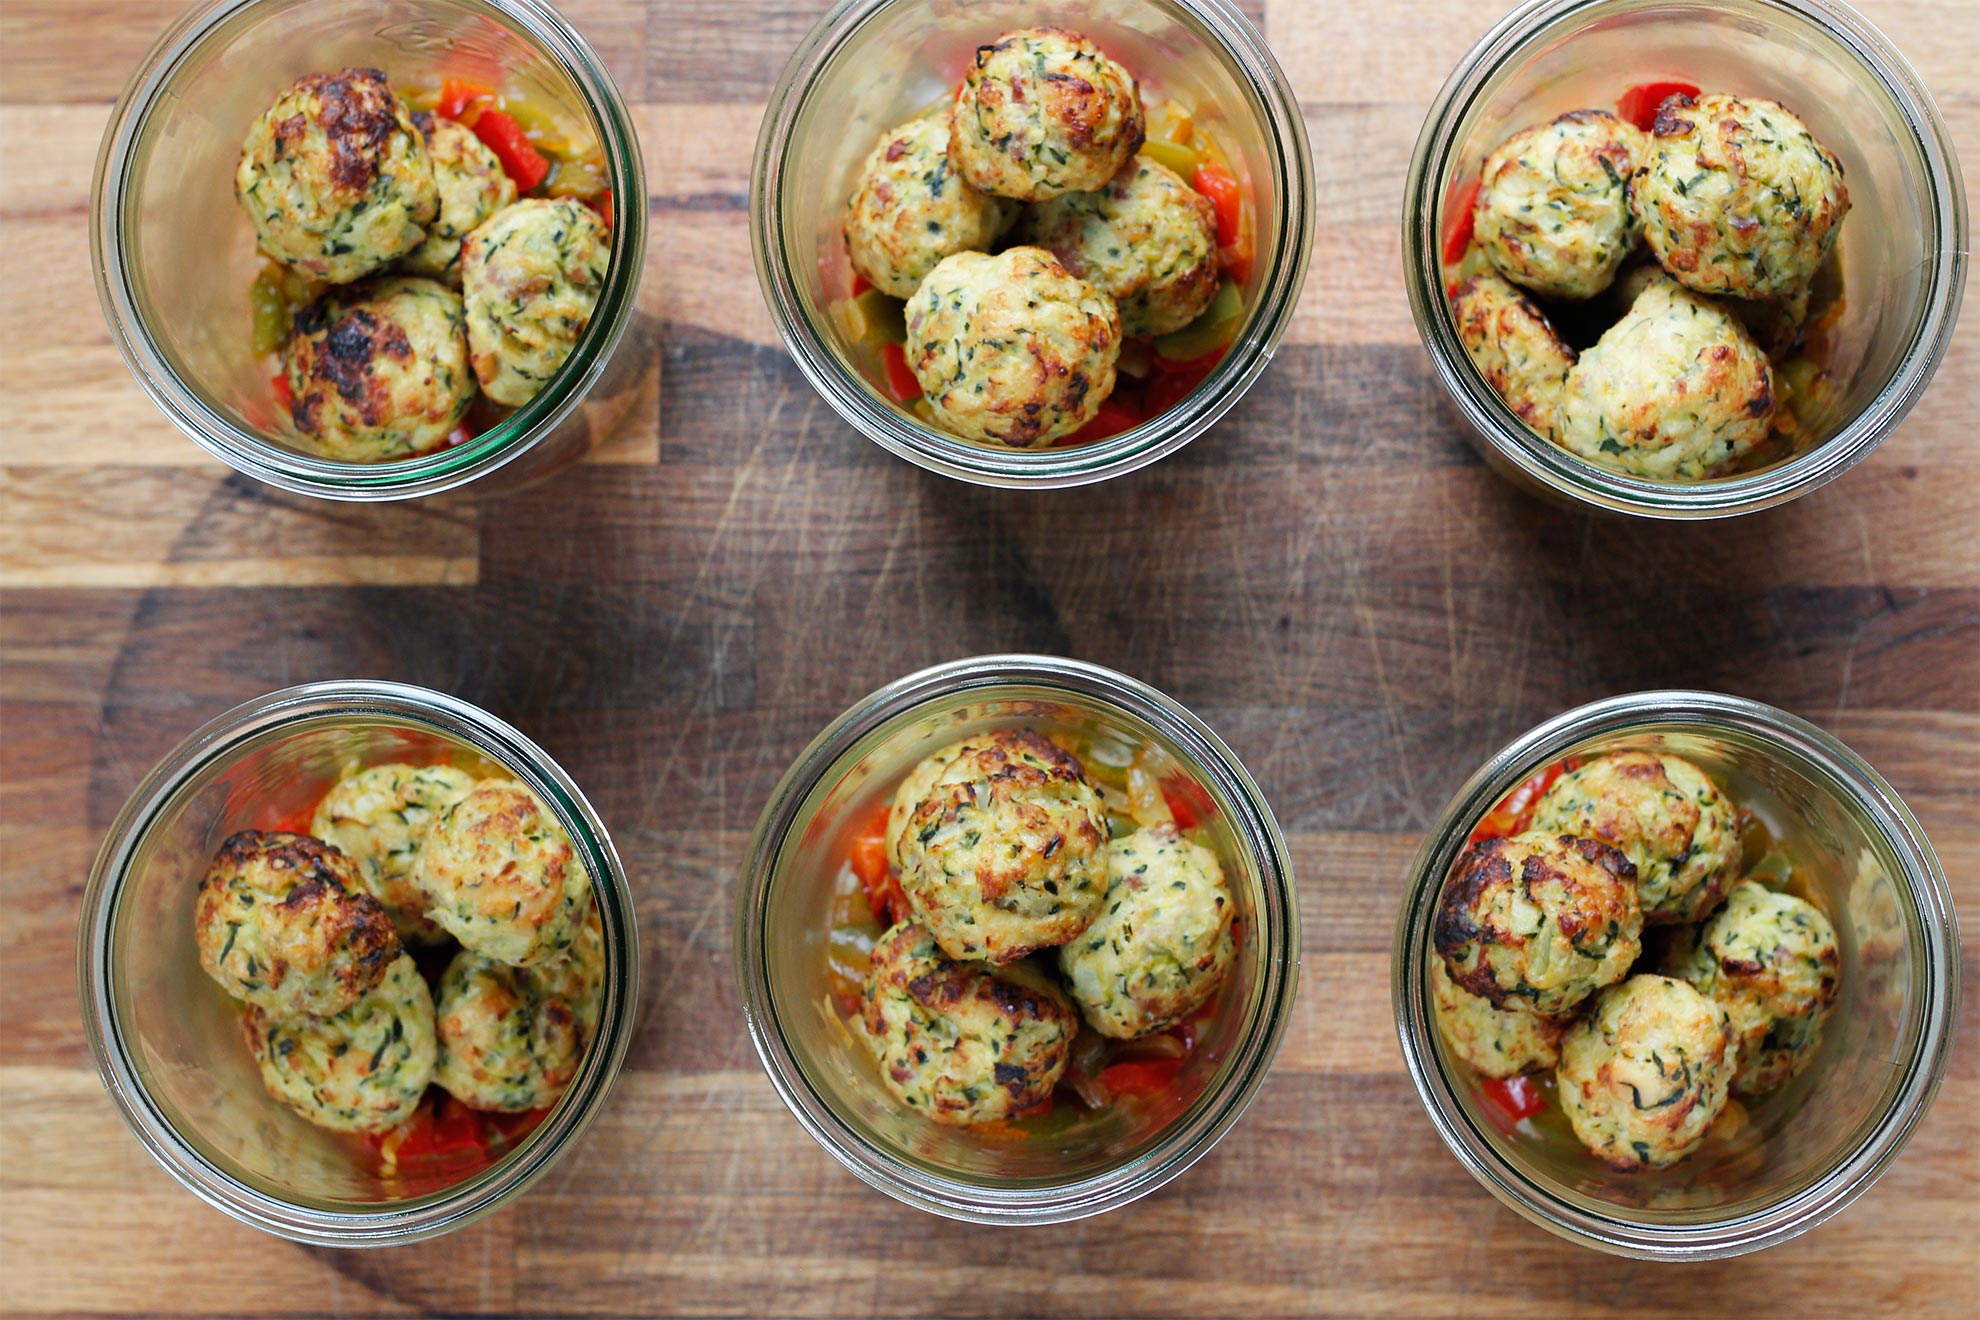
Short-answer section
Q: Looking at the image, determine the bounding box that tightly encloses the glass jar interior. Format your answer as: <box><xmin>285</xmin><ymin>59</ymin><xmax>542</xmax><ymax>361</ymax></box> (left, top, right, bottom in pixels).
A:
<box><xmin>763</xmin><ymin>682</ymin><xmax>1269</xmax><ymax>1186</ymax></box>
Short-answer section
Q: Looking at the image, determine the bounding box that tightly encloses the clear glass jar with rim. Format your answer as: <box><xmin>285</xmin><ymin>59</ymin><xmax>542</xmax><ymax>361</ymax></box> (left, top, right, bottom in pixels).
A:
<box><xmin>91</xmin><ymin>0</ymin><xmax>649</xmax><ymax>501</ymax></box>
<box><xmin>1403</xmin><ymin>0</ymin><xmax>1967</xmax><ymax>518</ymax></box>
<box><xmin>1392</xmin><ymin>690</ymin><xmax>1959</xmax><ymax>1257</ymax></box>
<box><xmin>752</xmin><ymin>0</ymin><xmax>1315</xmax><ymax>487</ymax></box>
<box><xmin>735</xmin><ymin>655</ymin><xmax>1300</xmax><ymax>1221</ymax></box>
<box><xmin>77</xmin><ymin>680</ymin><xmax>641</xmax><ymax>1246</ymax></box>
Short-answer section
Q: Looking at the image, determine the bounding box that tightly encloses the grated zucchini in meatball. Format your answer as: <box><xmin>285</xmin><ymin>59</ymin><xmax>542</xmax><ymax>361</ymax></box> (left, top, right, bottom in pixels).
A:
<box><xmin>194</xmin><ymin>830</ymin><xmax>400</xmax><ymax>1019</ymax></box>
<box><xmin>1450</xmin><ymin>272</ymin><xmax>1578</xmax><ymax>439</ymax></box>
<box><xmin>461</xmin><ymin>198</ymin><xmax>612</xmax><ymax>407</ymax></box>
<box><xmin>1557</xmin><ymin>973</ymin><xmax>1736</xmax><ymax>1170</ymax></box>
<box><xmin>235</xmin><ymin>68</ymin><xmax>437</xmax><ymax>285</ymax></box>
<box><xmin>1475</xmin><ymin>109</ymin><xmax>1648</xmax><ymax>300</ymax></box>
<box><xmin>948</xmin><ymin>27</ymin><xmax>1145</xmax><ymax>202</ymax></box>
<box><xmin>411</xmin><ymin>777</ymin><xmax>594</xmax><ymax>967</ymax></box>
<box><xmin>432</xmin><ymin>906</ymin><xmax>605</xmax><ymax>1112</ymax></box>
<box><xmin>243</xmin><ymin>952</ymin><xmax>436</xmax><ymax>1133</ymax></box>
<box><xmin>858</xmin><ymin>921</ymin><xmax>1078</xmax><ymax>1126</ymax></box>
<box><xmin>1435</xmin><ymin>830</ymin><xmax>1642</xmax><ymax>1017</ymax></box>
<box><xmin>283</xmin><ymin>276</ymin><xmax>476</xmax><ymax>463</ymax></box>
<box><xmin>843</xmin><ymin>112</ymin><xmax>1018</xmax><ymax>300</ymax></box>
<box><xmin>399</xmin><ymin>113</ymin><xmax>517</xmax><ymax>285</ymax></box>
<box><xmin>310</xmin><ymin>762</ymin><xmax>476</xmax><ymax>944</ymax></box>
<box><xmin>1431</xmin><ymin>957</ymin><xmax>1569</xmax><ymax>1079</ymax></box>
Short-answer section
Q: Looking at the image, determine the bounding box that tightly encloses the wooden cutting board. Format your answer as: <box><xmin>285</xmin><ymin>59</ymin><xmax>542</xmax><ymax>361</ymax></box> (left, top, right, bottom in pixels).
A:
<box><xmin>1</xmin><ymin>1</ymin><xmax>1973</xmax><ymax>1315</ymax></box>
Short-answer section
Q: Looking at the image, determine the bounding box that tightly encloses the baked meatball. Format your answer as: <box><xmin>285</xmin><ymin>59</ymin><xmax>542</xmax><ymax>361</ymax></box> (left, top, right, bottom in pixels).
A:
<box><xmin>948</xmin><ymin>27</ymin><xmax>1144</xmax><ymax>202</ymax></box>
<box><xmin>1555</xmin><ymin>273</ymin><xmax>1776</xmax><ymax>480</ymax></box>
<box><xmin>1530</xmin><ymin>752</ymin><xmax>1739</xmax><ymax>925</ymax></box>
<box><xmin>1450</xmin><ymin>273</ymin><xmax>1577</xmax><ymax>439</ymax></box>
<box><xmin>1557</xmin><ymin>974</ymin><xmax>1736</xmax><ymax>1170</ymax></box>
<box><xmin>411</xmin><ymin>777</ymin><xmax>595</xmax><ymax>967</ymax></box>
<box><xmin>235</xmin><ymin>68</ymin><xmax>437</xmax><ymax>285</ymax></box>
<box><xmin>242</xmin><ymin>952</ymin><xmax>436</xmax><ymax>1133</ymax></box>
<box><xmin>461</xmin><ymin>198</ymin><xmax>612</xmax><ymax>407</ymax></box>
<box><xmin>858</xmin><ymin>921</ymin><xmax>1078</xmax><ymax>1126</ymax></box>
<box><xmin>399</xmin><ymin>113</ymin><xmax>517</xmax><ymax>285</ymax></box>
<box><xmin>1435</xmin><ymin>831</ymin><xmax>1642</xmax><ymax>1017</ymax></box>
<box><xmin>1669</xmin><ymin>880</ymin><xmax>1840</xmax><ymax>1097</ymax></box>
<box><xmin>283</xmin><ymin>276</ymin><xmax>476</xmax><ymax>463</ymax></box>
<box><xmin>310</xmin><ymin>762</ymin><xmax>477</xmax><ymax>944</ymax></box>
<box><xmin>194</xmin><ymin>830</ymin><xmax>399</xmax><ymax>1018</ymax></box>
<box><xmin>1630</xmin><ymin>93</ymin><xmax>1848</xmax><ymax>300</ymax></box>
<box><xmin>1021</xmin><ymin>157</ymin><xmax>1220</xmax><ymax>338</ymax></box>
<box><xmin>1430</xmin><ymin>957</ymin><xmax>1568</xmax><ymax>1079</ymax></box>
<box><xmin>1475</xmin><ymin>109</ymin><xmax>1648</xmax><ymax>300</ymax></box>
<box><xmin>904</xmin><ymin>247</ymin><xmax>1121</xmax><ymax>447</ymax></box>
<box><xmin>432</xmin><ymin>907</ymin><xmax>605</xmax><ymax>1111</ymax></box>
<box><xmin>1059</xmin><ymin>824</ymin><xmax>1237</xmax><ymax>1039</ymax></box>
<box><xmin>888</xmin><ymin>729</ymin><xmax>1110</xmax><ymax>963</ymax></box>
<box><xmin>843</xmin><ymin>112</ymin><xmax>1019</xmax><ymax>300</ymax></box>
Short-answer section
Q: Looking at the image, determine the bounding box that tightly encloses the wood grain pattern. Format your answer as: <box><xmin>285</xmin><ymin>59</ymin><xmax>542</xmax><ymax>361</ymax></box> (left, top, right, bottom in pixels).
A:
<box><xmin>1</xmin><ymin>1</ymin><xmax>1975</xmax><ymax>1316</ymax></box>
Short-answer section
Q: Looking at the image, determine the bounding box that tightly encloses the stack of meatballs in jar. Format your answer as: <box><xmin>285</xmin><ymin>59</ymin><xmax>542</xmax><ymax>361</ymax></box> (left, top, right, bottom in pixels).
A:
<box><xmin>192</xmin><ymin>766</ymin><xmax>604</xmax><ymax>1140</ymax></box>
<box><xmin>235</xmin><ymin>68</ymin><xmax>610</xmax><ymax>462</ymax></box>
<box><xmin>858</xmin><ymin>729</ymin><xmax>1238</xmax><ymax>1126</ymax></box>
<box><xmin>1449</xmin><ymin>90</ymin><xmax>1849</xmax><ymax>481</ymax></box>
<box><xmin>1432</xmin><ymin>751</ymin><xmax>1842</xmax><ymax>1172</ymax></box>
<box><xmin>842</xmin><ymin>27</ymin><xmax>1227</xmax><ymax>448</ymax></box>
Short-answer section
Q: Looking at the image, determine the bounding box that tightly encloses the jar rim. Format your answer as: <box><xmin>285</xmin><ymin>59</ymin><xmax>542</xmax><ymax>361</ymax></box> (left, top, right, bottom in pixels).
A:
<box><xmin>1389</xmin><ymin>689</ymin><xmax>1960</xmax><ymax>1258</ymax></box>
<box><xmin>749</xmin><ymin>0</ymin><xmax>1316</xmax><ymax>488</ymax></box>
<box><xmin>89</xmin><ymin>0</ymin><xmax>649</xmax><ymax>502</ymax></box>
<box><xmin>733</xmin><ymin>654</ymin><xmax>1301</xmax><ymax>1221</ymax></box>
<box><xmin>1401</xmin><ymin>0</ymin><xmax>1970</xmax><ymax>519</ymax></box>
<box><xmin>75</xmin><ymin>679</ymin><xmax>641</xmax><ymax>1246</ymax></box>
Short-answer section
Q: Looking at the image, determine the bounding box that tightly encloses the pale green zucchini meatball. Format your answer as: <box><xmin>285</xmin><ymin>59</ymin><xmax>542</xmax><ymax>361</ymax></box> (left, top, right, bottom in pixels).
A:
<box><xmin>432</xmin><ymin>907</ymin><xmax>605</xmax><ymax>1111</ymax></box>
<box><xmin>235</xmin><ymin>68</ymin><xmax>437</xmax><ymax>285</ymax></box>
<box><xmin>948</xmin><ymin>27</ymin><xmax>1145</xmax><ymax>202</ymax></box>
<box><xmin>1669</xmin><ymin>880</ymin><xmax>1840</xmax><ymax>1097</ymax></box>
<box><xmin>194</xmin><ymin>830</ymin><xmax>400</xmax><ymax>1018</ymax></box>
<box><xmin>1435</xmin><ymin>831</ymin><xmax>1642</xmax><ymax>1017</ymax></box>
<box><xmin>1530</xmin><ymin>752</ymin><xmax>1739</xmax><ymax>925</ymax></box>
<box><xmin>1557</xmin><ymin>973</ymin><xmax>1736</xmax><ymax>1170</ymax></box>
<box><xmin>1630</xmin><ymin>93</ymin><xmax>1848</xmax><ymax>300</ymax></box>
<box><xmin>1555</xmin><ymin>273</ymin><xmax>1776</xmax><ymax>480</ymax></box>
<box><xmin>1475</xmin><ymin>109</ymin><xmax>1648</xmax><ymax>300</ymax></box>
<box><xmin>461</xmin><ymin>198</ymin><xmax>612</xmax><ymax>407</ymax></box>
<box><xmin>1021</xmin><ymin>156</ymin><xmax>1220</xmax><ymax>338</ymax></box>
<box><xmin>399</xmin><ymin>113</ymin><xmax>517</xmax><ymax>285</ymax></box>
<box><xmin>310</xmin><ymin>762</ymin><xmax>477</xmax><ymax>944</ymax></box>
<box><xmin>283</xmin><ymin>276</ymin><xmax>476</xmax><ymax>463</ymax></box>
<box><xmin>888</xmin><ymin>728</ymin><xmax>1110</xmax><ymax>964</ymax></box>
<box><xmin>242</xmin><ymin>952</ymin><xmax>436</xmax><ymax>1133</ymax></box>
<box><xmin>1430</xmin><ymin>957</ymin><xmax>1569</xmax><ymax>1079</ymax></box>
<box><xmin>843</xmin><ymin>112</ymin><xmax>1018</xmax><ymax>299</ymax></box>
<box><xmin>1059</xmin><ymin>824</ymin><xmax>1236</xmax><ymax>1038</ymax></box>
<box><xmin>411</xmin><ymin>777</ymin><xmax>594</xmax><ymax>967</ymax></box>
<box><xmin>904</xmin><ymin>247</ymin><xmax>1121</xmax><ymax>447</ymax></box>
<box><xmin>1450</xmin><ymin>273</ymin><xmax>1577</xmax><ymax>439</ymax></box>
<box><xmin>859</xmin><ymin>921</ymin><xmax>1078</xmax><ymax>1126</ymax></box>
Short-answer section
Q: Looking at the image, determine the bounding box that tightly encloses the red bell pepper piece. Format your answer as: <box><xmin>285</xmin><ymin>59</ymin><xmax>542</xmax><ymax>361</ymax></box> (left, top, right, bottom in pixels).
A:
<box><xmin>1479</xmin><ymin>1074</ymin><xmax>1547</xmax><ymax>1127</ymax></box>
<box><xmin>850</xmin><ymin>271</ymin><xmax>872</xmax><ymax>298</ymax></box>
<box><xmin>1142</xmin><ymin>358</ymin><xmax>1219</xmax><ymax>417</ymax></box>
<box><xmin>847</xmin><ymin>804</ymin><xmax>908</xmax><ymax>926</ymax></box>
<box><xmin>1442</xmin><ymin>177</ymin><xmax>1480</xmax><ymax>266</ymax></box>
<box><xmin>471</xmin><ymin>110</ymin><xmax>550</xmax><ymax>193</ymax></box>
<box><xmin>1098</xmin><ymin>1057</ymin><xmax>1184</xmax><ymax>1098</ymax></box>
<box><xmin>1467</xmin><ymin>756</ymin><xmax>1582</xmax><ymax>844</ymax></box>
<box><xmin>1616</xmin><ymin>80</ymin><xmax>1702</xmax><ymax>133</ymax></box>
<box><xmin>587</xmin><ymin>189</ymin><xmax>615</xmax><ymax>231</ymax></box>
<box><xmin>1192</xmin><ymin>160</ymin><xmax>1244</xmax><ymax>250</ymax></box>
<box><xmin>1159</xmin><ymin>775</ymin><xmax>1216</xmax><ymax>831</ymax></box>
<box><xmin>270</xmin><ymin>372</ymin><xmax>293</xmax><ymax>412</ymax></box>
<box><xmin>436</xmin><ymin>78</ymin><xmax>494</xmax><ymax>125</ymax></box>
<box><xmin>1062</xmin><ymin>392</ymin><xmax>1142</xmax><ymax>445</ymax></box>
<box><xmin>880</xmin><ymin>341</ymin><xmax>921</xmax><ymax>403</ymax></box>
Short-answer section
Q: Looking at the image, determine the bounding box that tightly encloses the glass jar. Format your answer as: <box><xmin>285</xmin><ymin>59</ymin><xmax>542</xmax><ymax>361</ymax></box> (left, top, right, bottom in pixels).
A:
<box><xmin>91</xmin><ymin>0</ymin><xmax>649</xmax><ymax>501</ymax></box>
<box><xmin>76</xmin><ymin>681</ymin><xmax>641</xmax><ymax>1246</ymax></box>
<box><xmin>1403</xmin><ymin>0</ymin><xmax>1967</xmax><ymax>518</ymax></box>
<box><xmin>735</xmin><ymin>655</ymin><xmax>1299</xmax><ymax>1221</ymax></box>
<box><xmin>1392</xmin><ymin>690</ymin><xmax>1959</xmax><ymax>1257</ymax></box>
<box><xmin>752</xmin><ymin>0</ymin><xmax>1314</xmax><ymax>487</ymax></box>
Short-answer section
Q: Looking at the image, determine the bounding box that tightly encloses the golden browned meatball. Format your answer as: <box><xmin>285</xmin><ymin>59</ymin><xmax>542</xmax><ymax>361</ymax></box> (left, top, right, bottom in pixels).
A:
<box><xmin>1435</xmin><ymin>831</ymin><xmax>1642</xmax><ymax>1017</ymax></box>
<box><xmin>1450</xmin><ymin>273</ymin><xmax>1577</xmax><ymax>439</ymax></box>
<box><xmin>843</xmin><ymin>112</ymin><xmax>1018</xmax><ymax>299</ymax></box>
<box><xmin>858</xmin><ymin>921</ymin><xmax>1078</xmax><ymax>1125</ymax></box>
<box><xmin>948</xmin><ymin>27</ymin><xmax>1145</xmax><ymax>202</ymax></box>
<box><xmin>432</xmin><ymin>907</ymin><xmax>605</xmax><ymax>1112</ymax></box>
<box><xmin>235</xmin><ymin>68</ymin><xmax>437</xmax><ymax>284</ymax></box>
<box><xmin>461</xmin><ymin>198</ymin><xmax>612</xmax><ymax>407</ymax></box>
<box><xmin>1475</xmin><ymin>109</ymin><xmax>1648</xmax><ymax>300</ymax></box>
<box><xmin>411</xmin><ymin>778</ymin><xmax>594</xmax><ymax>967</ymax></box>
<box><xmin>193</xmin><ymin>830</ymin><xmax>400</xmax><ymax>1018</ymax></box>
<box><xmin>242</xmin><ymin>952</ymin><xmax>436</xmax><ymax>1133</ymax></box>
<box><xmin>1430</xmin><ymin>957</ymin><xmax>1569</xmax><ymax>1078</ymax></box>
<box><xmin>400</xmin><ymin>113</ymin><xmax>517</xmax><ymax>285</ymax></box>
<box><xmin>310</xmin><ymin>761</ymin><xmax>477</xmax><ymax>944</ymax></box>
<box><xmin>1557</xmin><ymin>974</ymin><xmax>1736</xmax><ymax>1170</ymax></box>
<box><xmin>888</xmin><ymin>728</ymin><xmax>1110</xmax><ymax>964</ymax></box>
<box><xmin>283</xmin><ymin>276</ymin><xmax>476</xmax><ymax>463</ymax></box>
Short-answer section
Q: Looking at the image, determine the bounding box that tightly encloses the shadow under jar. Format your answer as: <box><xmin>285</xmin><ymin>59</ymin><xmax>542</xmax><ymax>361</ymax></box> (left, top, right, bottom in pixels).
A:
<box><xmin>1404</xmin><ymin>0</ymin><xmax>1967</xmax><ymax>518</ymax></box>
<box><xmin>77</xmin><ymin>682</ymin><xmax>640</xmax><ymax>1247</ymax></box>
<box><xmin>735</xmin><ymin>656</ymin><xmax>1299</xmax><ymax>1222</ymax></box>
<box><xmin>752</xmin><ymin>0</ymin><xmax>1315</xmax><ymax>487</ymax></box>
<box><xmin>1392</xmin><ymin>691</ymin><xmax>1958</xmax><ymax>1258</ymax></box>
<box><xmin>92</xmin><ymin>0</ymin><xmax>648</xmax><ymax>501</ymax></box>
